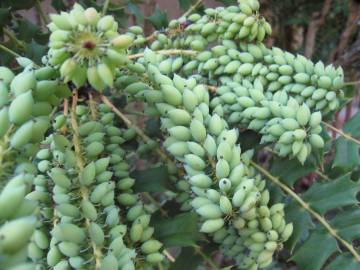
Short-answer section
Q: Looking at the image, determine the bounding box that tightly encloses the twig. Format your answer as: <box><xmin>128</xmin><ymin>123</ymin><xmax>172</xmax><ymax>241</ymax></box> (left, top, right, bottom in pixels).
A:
<box><xmin>35</xmin><ymin>0</ymin><xmax>50</xmax><ymax>25</ymax></box>
<box><xmin>329</xmin><ymin>0</ymin><xmax>360</xmax><ymax>63</ymax></box>
<box><xmin>102</xmin><ymin>0</ymin><xmax>111</xmax><ymax>15</ymax></box>
<box><xmin>128</xmin><ymin>49</ymin><xmax>198</xmax><ymax>60</ymax></box>
<box><xmin>60</xmin><ymin>99</ymin><xmax>69</xmax><ymax>134</ymax></box>
<box><xmin>192</xmin><ymin>245</ymin><xmax>220</xmax><ymax>270</ymax></box>
<box><xmin>322</xmin><ymin>121</ymin><xmax>360</xmax><ymax>145</ymax></box>
<box><xmin>315</xmin><ymin>169</ymin><xmax>330</xmax><ymax>181</ymax></box>
<box><xmin>3</xmin><ymin>28</ymin><xmax>25</xmax><ymax>49</ymax></box>
<box><xmin>163</xmin><ymin>249</ymin><xmax>176</xmax><ymax>263</ymax></box>
<box><xmin>70</xmin><ymin>91</ymin><xmax>85</xmax><ymax>169</ymax></box>
<box><xmin>250</xmin><ymin>160</ymin><xmax>360</xmax><ymax>262</ymax></box>
<box><xmin>344</xmin><ymin>80</ymin><xmax>360</xmax><ymax>86</ymax></box>
<box><xmin>100</xmin><ymin>95</ymin><xmax>173</xmax><ymax>163</ymax></box>
<box><xmin>143</xmin><ymin>192</ymin><xmax>168</xmax><ymax>217</ymax></box>
<box><xmin>157</xmin><ymin>262</ymin><xmax>164</xmax><ymax>270</ymax></box>
<box><xmin>304</xmin><ymin>0</ymin><xmax>332</xmax><ymax>58</ymax></box>
<box><xmin>0</xmin><ymin>43</ymin><xmax>21</xmax><ymax>58</ymax></box>
<box><xmin>182</xmin><ymin>0</ymin><xmax>203</xmax><ymax>18</ymax></box>
<box><xmin>70</xmin><ymin>90</ymin><xmax>103</xmax><ymax>269</ymax></box>
<box><xmin>207</xmin><ymin>85</ymin><xmax>217</xmax><ymax>93</ymax></box>
<box><xmin>88</xmin><ymin>92</ymin><xmax>98</xmax><ymax>121</ymax></box>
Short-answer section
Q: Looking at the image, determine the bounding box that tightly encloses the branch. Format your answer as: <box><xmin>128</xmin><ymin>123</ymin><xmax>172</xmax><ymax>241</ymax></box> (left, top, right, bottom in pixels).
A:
<box><xmin>88</xmin><ymin>92</ymin><xmax>98</xmax><ymax>121</ymax></box>
<box><xmin>102</xmin><ymin>0</ymin><xmax>111</xmax><ymax>15</ymax></box>
<box><xmin>70</xmin><ymin>90</ymin><xmax>103</xmax><ymax>269</ymax></box>
<box><xmin>3</xmin><ymin>28</ymin><xmax>25</xmax><ymax>50</ymax></box>
<box><xmin>35</xmin><ymin>0</ymin><xmax>50</xmax><ymax>25</ymax></box>
<box><xmin>143</xmin><ymin>192</ymin><xmax>168</xmax><ymax>217</ymax></box>
<box><xmin>329</xmin><ymin>0</ymin><xmax>360</xmax><ymax>63</ymax></box>
<box><xmin>250</xmin><ymin>160</ymin><xmax>360</xmax><ymax>262</ymax></box>
<box><xmin>192</xmin><ymin>245</ymin><xmax>220</xmax><ymax>270</ymax></box>
<box><xmin>0</xmin><ymin>43</ymin><xmax>21</xmax><ymax>58</ymax></box>
<box><xmin>100</xmin><ymin>95</ymin><xmax>173</xmax><ymax>163</ymax></box>
<box><xmin>163</xmin><ymin>249</ymin><xmax>175</xmax><ymax>263</ymax></box>
<box><xmin>322</xmin><ymin>121</ymin><xmax>360</xmax><ymax>145</ymax></box>
<box><xmin>128</xmin><ymin>49</ymin><xmax>198</xmax><ymax>60</ymax></box>
<box><xmin>182</xmin><ymin>0</ymin><xmax>203</xmax><ymax>18</ymax></box>
<box><xmin>304</xmin><ymin>0</ymin><xmax>332</xmax><ymax>58</ymax></box>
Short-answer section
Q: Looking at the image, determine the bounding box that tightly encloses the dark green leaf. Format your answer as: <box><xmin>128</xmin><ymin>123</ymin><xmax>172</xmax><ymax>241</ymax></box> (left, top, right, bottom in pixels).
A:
<box><xmin>325</xmin><ymin>253</ymin><xmax>360</xmax><ymax>270</ymax></box>
<box><xmin>17</xmin><ymin>19</ymin><xmax>42</xmax><ymax>42</ymax></box>
<box><xmin>170</xmin><ymin>247</ymin><xmax>202</xmax><ymax>270</ymax></box>
<box><xmin>51</xmin><ymin>0</ymin><xmax>67</xmax><ymax>11</ymax></box>
<box><xmin>110</xmin><ymin>8</ymin><xmax>128</xmax><ymax>28</ymax></box>
<box><xmin>127</xmin><ymin>3</ymin><xmax>143</xmax><ymax>24</ymax></box>
<box><xmin>178</xmin><ymin>0</ymin><xmax>191</xmax><ymax>11</ymax></box>
<box><xmin>0</xmin><ymin>8</ymin><xmax>11</xmax><ymax>29</ymax></box>
<box><xmin>332</xmin><ymin>138</ymin><xmax>360</xmax><ymax>172</ymax></box>
<box><xmin>1</xmin><ymin>0</ymin><xmax>36</xmax><ymax>10</ymax></box>
<box><xmin>238</xmin><ymin>130</ymin><xmax>261</xmax><ymax>152</ymax></box>
<box><xmin>216</xmin><ymin>0</ymin><xmax>238</xmax><ymax>6</ymax></box>
<box><xmin>147</xmin><ymin>8</ymin><xmax>168</xmax><ymax>30</ymax></box>
<box><xmin>291</xmin><ymin>231</ymin><xmax>338</xmax><ymax>270</ymax></box>
<box><xmin>131</xmin><ymin>165</ymin><xmax>171</xmax><ymax>192</ymax></box>
<box><xmin>343</xmin><ymin>110</ymin><xmax>360</xmax><ymax>137</ymax></box>
<box><xmin>270</xmin><ymin>157</ymin><xmax>316</xmax><ymax>187</ymax></box>
<box><xmin>145</xmin><ymin>118</ymin><xmax>161</xmax><ymax>137</ymax></box>
<box><xmin>303</xmin><ymin>175</ymin><xmax>359</xmax><ymax>215</ymax></box>
<box><xmin>284</xmin><ymin>200</ymin><xmax>313</xmax><ymax>251</ymax></box>
<box><xmin>153</xmin><ymin>212</ymin><xmax>200</xmax><ymax>247</ymax></box>
<box><xmin>330</xmin><ymin>208</ymin><xmax>360</xmax><ymax>242</ymax></box>
<box><xmin>25</xmin><ymin>40</ymin><xmax>47</xmax><ymax>64</ymax></box>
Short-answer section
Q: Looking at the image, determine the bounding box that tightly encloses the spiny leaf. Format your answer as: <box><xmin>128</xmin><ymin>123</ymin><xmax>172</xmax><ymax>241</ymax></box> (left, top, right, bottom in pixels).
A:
<box><xmin>302</xmin><ymin>175</ymin><xmax>359</xmax><ymax>215</ymax></box>
<box><xmin>291</xmin><ymin>231</ymin><xmax>338</xmax><ymax>270</ymax></box>
<box><xmin>131</xmin><ymin>165</ymin><xmax>173</xmax><ymax>192</ymax></box>
<box><xmin>270</xmin><ymin>156</ymin><xmax>316</xmax><ymax>187</ymax></box>
<box><xmin>325</xmin><ymin>253</ymin><xmax>360</xmax><ymax>270</ymax></box>
<box><xmin>153</xmin><ymin>212</ymin><xmax>200</xmax><ymax>247</ymax></box>
<box><xmin>127</xmin><ymin>3</ymin><xmax>144</xmax><ymax>24</ymax></box>
<box><xmin>285</xmin><ymin>201</ymin><xmax>313</xmax><ymax>251</ymax></box>
<box><xmin>332</xmin><ymin>138</ymin><xmax>360</xmax><ymax>172</ymax></box>
<box><xmin>343</xmin><ymin>110</ymin><xmax>360</xmax><ymax>137</ymax></box>
<box><xmin>329</xmin><ymin>208</ymin><xmax>360</xmax><ymax>242</ymax></box>
<box><xmin>288</xmin><ymin>175</ymin><xmax>360</xmax><ymax>269</ymax></box>
<box><xmin>170</xmin><ymin>247</ymin><xmax>203</xmax><ymax>270</ymax></box>
<box><xmin>147</xmin><ymin>8</ymin><xmax>168</xmax><ymax>30</ymax></box>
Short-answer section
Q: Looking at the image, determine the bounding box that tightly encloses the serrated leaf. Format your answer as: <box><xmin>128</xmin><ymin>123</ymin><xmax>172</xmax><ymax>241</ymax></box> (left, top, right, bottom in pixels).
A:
<box><xmin>329</xmin><ymin>208</ymin><xmax>360</xmax><ymax>242</ymax></box>
<box><xmin>147</xmin><ymin>8</ymin><xmax>168</xmax><ymax>30</ymax></box>
<box><xmin>284</xmin><ymin>201</ymin><xmax>313</xmax><ymax>251</ymax></box>
<box><xmin>17</xmin><ymin>19</ymin><xmax>41</xmax><ymax>42</ymax></box>
<box><xmin>1</xmin><ymin>0</ymin><xmax>36</xmax><ymax>10</ymax></box>
<box><xmin>145</xmin><ymin>118</ymin><xmax>161</xmax><ymax>137</ymax></box>
<box><xmin>238</xmin><ymin>130</ymin><xmax>261</xmax><ymax>151</ymax></box>
<box><xmin>270</xmin><ymin>157</ymin><xmax>315</xmax><ymax>187</ymax></box>
<box><xmin>25</xmin><ymin>40</ymin><xmax>47</xmax><ymax>64</ymax></box>
<box><xmin>325</xmin><ymin>253</ymin><xmax>360</xmax><ymax>270</ymax></box>
<box><xmin>131</xmin><ymin>165</ymin><xmax>172</xmax><ymax>192</ymax></box>
<box><xmin>302</xmin><ymin>175</ymin><xmax>358</xmax><ymax>215</ymax></box>
<box><xmin>51</xmin><ymin>0</ymin><xmax>67</xmax><ymax>11</ymax></box>
<box><xmin>333</xmin><ymin>138</ymin><xmax>360</xmax><ymax>172</ymax></box>
<box><xmin>343</xmin><ymin>110</ymin><xmax>360</xmax><ymax>137</ymax></box>
<box><xmin>0</xmin><ymin>8</ymin><xmax>11</xmax><ymax>29</ymax></box>
<box><xmin>127</xmin><ymin>3</ymin><xmax>143</xmax><ymax>24</ymax></box>
<box><xmin>153</xmin><ymin>212</ymin><xmax>200</xmax><ymax>247</ymax></box>
<box><xmin>178</xmin><ymin>0</ymin><xmax>191</xmax><ymax>11</ymax></box>
<box><xmin>291</xmin><ymin>231</ymin><xmax>338</xmax><ymax>270</ymax></box>
<box><xmin>170</xmin><ymin>247</ymin><xmax>202</xmax><ymax>270</ymax></box>
<box><xmin>216</xmin><ymin>0</ymin><xmax>238</xmax><ymax>5</ymax></box>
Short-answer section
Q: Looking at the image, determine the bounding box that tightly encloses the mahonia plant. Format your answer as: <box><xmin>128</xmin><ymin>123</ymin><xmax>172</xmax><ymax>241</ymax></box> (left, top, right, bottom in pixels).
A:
<box><xmin>0</xmin><ymin>0</ymin><xmax>352</xmax><ymax>270</ymax></box>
